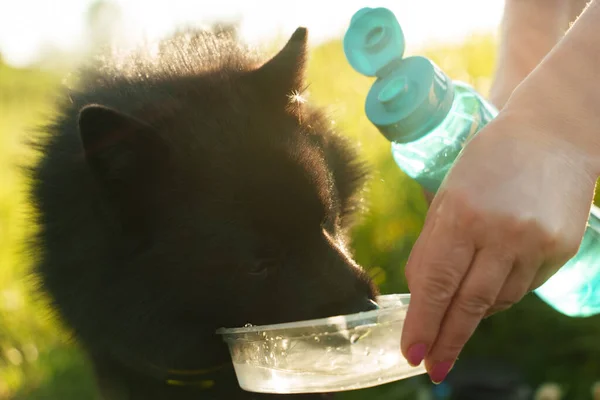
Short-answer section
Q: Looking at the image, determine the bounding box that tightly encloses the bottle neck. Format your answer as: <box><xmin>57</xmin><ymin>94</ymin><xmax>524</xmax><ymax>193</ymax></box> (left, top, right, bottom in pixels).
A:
<box><xmin>365</xmin><ymin>56</ymin><xmax>456</xmax><ymax>145</ymax></box>
<box><xmin>387</xmin><ymin>81</ymin><xmax>456</xmax><ymax>144</ymax></box>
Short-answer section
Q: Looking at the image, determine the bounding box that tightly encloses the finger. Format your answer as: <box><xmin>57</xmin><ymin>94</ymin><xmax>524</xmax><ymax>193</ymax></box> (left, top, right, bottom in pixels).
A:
<box><xmin>422</xmin><ymin>188</ymin><xmax>435</xmax><ymax>205</ymax></box>
<box><xmin>423</xmin><ymin>247</ymin><xmax>514</xmax><ymax>383</ymax></box>
<box><xmin>529</xmin><ymin>253</ymin><xmax>576</xmax><ymax>292</ymax></box>
<box><xmin>401</xmin><ymin>213</ymin><xmax>476</xmax><ymax>368</ymax></box>
<box><xmin>484</xmin><ymin>256</ymin><xmax>542</xmax><ymax>318</ymax></box>
<box><xmin>404</xmin><ymin>191</ymin><xmax>448</xmax><ymax>283</ymax></box>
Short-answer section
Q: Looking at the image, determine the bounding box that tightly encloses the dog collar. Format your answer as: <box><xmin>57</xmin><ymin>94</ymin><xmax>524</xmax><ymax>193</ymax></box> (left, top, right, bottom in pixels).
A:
<box><xmin>162</xmin><ymin>363</ymin><xmax>231</xmax><ymax>388</ymax></box>
<box><xmin>117</xmin><ymin>354</ymin><xmax>232</xmax><ymax>390</ymax></box>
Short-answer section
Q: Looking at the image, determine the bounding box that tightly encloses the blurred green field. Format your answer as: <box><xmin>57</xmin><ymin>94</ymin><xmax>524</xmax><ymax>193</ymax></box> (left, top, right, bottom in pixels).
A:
<box><xmin>1</xmin><ymin>34</ymin><xmax>600</xmax><ymax>399</ymax></box>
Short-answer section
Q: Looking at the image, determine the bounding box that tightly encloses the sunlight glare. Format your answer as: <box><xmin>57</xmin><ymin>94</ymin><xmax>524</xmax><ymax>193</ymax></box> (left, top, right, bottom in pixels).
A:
<box><xmin>0</xmin><ymin>0</ymin><xmax>504</xmax><ymax>67</ymax></box>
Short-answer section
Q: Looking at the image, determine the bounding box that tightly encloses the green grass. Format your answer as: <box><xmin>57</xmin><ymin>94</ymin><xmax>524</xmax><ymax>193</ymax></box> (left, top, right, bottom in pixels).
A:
<box><xmin>1</xmin><ymin>34</ymin><xmax>600</xmax><ymax>399</ymax></box>
<box><xmin>0</xmin><ymin>63</ymin><xmax>99</xmax><ymax>399</ymax></box>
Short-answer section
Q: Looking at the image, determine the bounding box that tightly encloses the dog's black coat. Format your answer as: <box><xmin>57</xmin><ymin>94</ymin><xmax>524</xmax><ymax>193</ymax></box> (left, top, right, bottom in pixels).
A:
<box><xmin>28</xmin><ymin>27</ymin><xmax>378</xmax><ymax>399</ymax></box>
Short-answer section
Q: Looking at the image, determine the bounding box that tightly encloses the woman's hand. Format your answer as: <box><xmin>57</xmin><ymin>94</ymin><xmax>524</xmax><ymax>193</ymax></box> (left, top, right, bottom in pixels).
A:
<box><xmin>400</xmin><ymin>109</ymin><xmax>598</xmax><ymax>383</ymax></box>
<box><xmin>401</xmin><ymin>0</ymin><xmax>600</xmax><ymax>384</ymax></box>
<box><xmin>419</xmin><ymin>0</ymin><xmax>589</xmax><ymax>206</ymax></box>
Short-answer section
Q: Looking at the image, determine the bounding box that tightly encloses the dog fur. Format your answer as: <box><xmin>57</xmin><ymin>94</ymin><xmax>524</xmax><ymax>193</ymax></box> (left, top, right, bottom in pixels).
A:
<box><xmin>27</xmin><ymin>27</ymin><xmax>378</xmax><ymax>400</ymax></box>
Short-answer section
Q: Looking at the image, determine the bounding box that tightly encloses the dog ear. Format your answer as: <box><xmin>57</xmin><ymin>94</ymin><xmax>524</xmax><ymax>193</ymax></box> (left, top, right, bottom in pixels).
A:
<box><xmin>78</xmin><ymin>104</ymin><xmax>169</xmax><ymax>239</ymax></box>
<box><xmin>250</xmin><ymin>27</ymin><xmax>308</xmax><ymax>105</ymax></box>
<box><xmin>78</xmin><ymin>104</ymin><xmax>169</xmax><ymax>185</ymax></box>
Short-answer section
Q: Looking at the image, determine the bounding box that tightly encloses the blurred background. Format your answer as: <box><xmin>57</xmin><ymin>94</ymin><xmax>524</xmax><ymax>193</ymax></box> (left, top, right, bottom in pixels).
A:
<box><xmin>1</xmin><ymin>0</ymin><xmax>599</xmax><ymax>399</ymax></box>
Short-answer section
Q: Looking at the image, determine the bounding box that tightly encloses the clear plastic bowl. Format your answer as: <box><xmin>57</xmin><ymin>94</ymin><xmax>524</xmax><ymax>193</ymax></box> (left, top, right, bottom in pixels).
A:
<box><xmin>216</xmin><ymin>294</ymin><xmax>426</xmax><ymax>394</ymax></box>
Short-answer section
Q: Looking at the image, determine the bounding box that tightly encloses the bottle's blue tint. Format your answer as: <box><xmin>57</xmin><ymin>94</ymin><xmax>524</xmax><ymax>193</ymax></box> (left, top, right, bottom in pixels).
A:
<box><xmin>343</xmin><ymin>7</ymin><xmax>600</xmax><ymax>317</ymax></box>
<box><xmin>390</xmin><ymin>81</ymin><xmax>496</xmax><ymax>193</ymax></box>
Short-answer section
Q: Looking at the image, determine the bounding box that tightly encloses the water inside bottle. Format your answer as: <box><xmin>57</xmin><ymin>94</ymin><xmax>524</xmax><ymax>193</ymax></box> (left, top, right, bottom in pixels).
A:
<box><xmin>391</xmin><ymin>82</ymin><xmax>495</xmax><ymax>193</ymax></box>
<box><xmin>535</xmin><ymin>206</ymin><xmax>600</xmax><ymax>317</ymax></box>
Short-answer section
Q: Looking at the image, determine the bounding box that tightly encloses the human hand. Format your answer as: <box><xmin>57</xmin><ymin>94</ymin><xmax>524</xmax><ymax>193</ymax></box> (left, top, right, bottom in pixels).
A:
<box><xmin>420</xmin><ymin>0</ymin><xmax>590</xmax><ymax>206</ymax></box>
<box><xmin>400</xmin><ymin>110</ymin><xmax>599</xmax><ymax>384</ymax></box>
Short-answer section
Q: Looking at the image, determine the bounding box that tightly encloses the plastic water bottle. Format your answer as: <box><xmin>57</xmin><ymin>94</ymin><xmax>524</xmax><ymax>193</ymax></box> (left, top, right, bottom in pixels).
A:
<box><xmin>343</xmin><ymin>7</ymin><xmax>600</xmax><ymax>317</ymax></box>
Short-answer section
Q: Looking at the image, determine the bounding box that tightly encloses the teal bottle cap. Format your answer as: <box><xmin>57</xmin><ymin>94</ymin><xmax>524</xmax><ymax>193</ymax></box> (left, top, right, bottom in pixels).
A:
<box><xmin>343</xmin><ymin>7</ymin><xmax>405</xmax><ymax>77</ymax></box>
<box><xmin>365</xmin><ymin>56</ymin><xmax>455</xmax><ymax>143</ymax></box>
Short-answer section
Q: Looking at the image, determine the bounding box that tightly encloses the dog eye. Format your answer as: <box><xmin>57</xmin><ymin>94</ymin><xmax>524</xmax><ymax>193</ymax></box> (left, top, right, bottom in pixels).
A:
<box><xmin>248</xmin><ymin>258</ymin><xmax>278</xmax><ymax>279</ymax></box>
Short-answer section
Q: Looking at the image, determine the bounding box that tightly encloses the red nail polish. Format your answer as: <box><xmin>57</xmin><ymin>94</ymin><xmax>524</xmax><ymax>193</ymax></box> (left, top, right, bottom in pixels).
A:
<box><xmin>430</xmin><ymin>361</ymin><xmax>454</xmax><ymax>384</ymax></box>
<box><xmin>406</xmin><ymin>343</ymin><xmax>427</xmax><ymax>367</ymax></box>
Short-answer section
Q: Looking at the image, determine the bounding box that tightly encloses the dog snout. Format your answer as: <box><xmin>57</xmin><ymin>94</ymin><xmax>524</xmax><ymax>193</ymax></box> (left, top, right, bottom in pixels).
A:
<box><xmin>350</xmin><ymin>296</ymin><xmax>380</xmax><ymax>314</ymax></box>
<box><xmin>364</xmin><ymin>298</ymin><xmax>379</xmax><ymax>311</ymax></box>
<box><xmin>318</xmin><ymin>295</ymin><xmax>379</xmax><ymax>318</ymax></box>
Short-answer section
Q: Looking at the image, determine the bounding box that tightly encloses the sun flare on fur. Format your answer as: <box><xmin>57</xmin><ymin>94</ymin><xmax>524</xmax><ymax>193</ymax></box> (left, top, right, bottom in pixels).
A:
<box><xmin>287</xmin><ymin>90</ymin><xmax>307</xmax><ymax>105</ymax></box>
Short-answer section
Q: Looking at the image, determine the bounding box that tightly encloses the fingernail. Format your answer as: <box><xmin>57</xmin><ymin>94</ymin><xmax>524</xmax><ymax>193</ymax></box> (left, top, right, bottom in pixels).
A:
<box><xmin>406</xmin><ymin>343</ymin><xmax>427</xmax><ymax>367</ymax></box>
<box><xmin>430</xmin><ymin>361</ymin><xmax>454</xmax><ymax>384</ymax></box>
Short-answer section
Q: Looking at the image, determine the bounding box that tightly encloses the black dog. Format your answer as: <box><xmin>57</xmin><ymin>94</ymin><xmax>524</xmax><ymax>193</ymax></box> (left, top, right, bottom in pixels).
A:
<box><xmin>28</xmin><ymin>27</ymin><xmax>378</xmax><ymax>400</ymax></box>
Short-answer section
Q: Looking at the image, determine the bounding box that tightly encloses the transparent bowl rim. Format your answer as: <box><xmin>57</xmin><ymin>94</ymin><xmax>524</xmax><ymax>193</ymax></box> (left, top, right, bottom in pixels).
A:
<box><xmin>215</xmin><ymin>293</ymin><xmax>410</xmax><ymax>336</ymax></box>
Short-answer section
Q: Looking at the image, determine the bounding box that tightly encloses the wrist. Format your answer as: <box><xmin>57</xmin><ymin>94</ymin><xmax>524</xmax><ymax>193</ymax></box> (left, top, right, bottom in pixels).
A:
<box><xmin>502</xmin><ymin>89</ymin><xmax>600</xmax><ymax>180</ymax></box>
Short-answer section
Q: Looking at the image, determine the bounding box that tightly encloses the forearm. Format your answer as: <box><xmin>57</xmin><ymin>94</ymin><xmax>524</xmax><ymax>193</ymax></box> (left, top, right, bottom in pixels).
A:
<box><xmin>502</xmin><ymin>0</ymin><xmax>600</xmax><ymax>177</ymax></box>
<box><xmin>423</xmin><ymin>0</ymin><xmax>596</xmax><ymax>204</ymax></box>
<box><xmin>490</xmin><ymin>0</ymin><xmax>571</xmax><ymax>108</ymax></box>
<box><xmin>569</xmin><ymin>0</ymin><xmax>590</xmax><ymax>22</ymax></box>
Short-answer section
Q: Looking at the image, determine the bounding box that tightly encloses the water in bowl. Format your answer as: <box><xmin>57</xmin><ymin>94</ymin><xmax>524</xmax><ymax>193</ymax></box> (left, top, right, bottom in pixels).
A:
<box><xmin>227</xmin><ymin>318</ymin><xmax>426</xmax><ymax>394</ymax></box>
